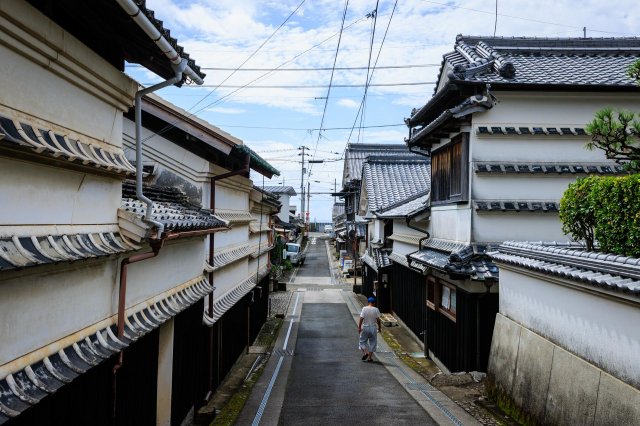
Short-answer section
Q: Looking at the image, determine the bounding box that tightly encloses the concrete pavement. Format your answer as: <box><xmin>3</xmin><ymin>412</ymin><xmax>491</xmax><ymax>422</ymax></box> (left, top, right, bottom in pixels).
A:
<box><xmin>238</xmin><ymin>234</ymin><xmax>478</xmax><ymax>425</ymax></box>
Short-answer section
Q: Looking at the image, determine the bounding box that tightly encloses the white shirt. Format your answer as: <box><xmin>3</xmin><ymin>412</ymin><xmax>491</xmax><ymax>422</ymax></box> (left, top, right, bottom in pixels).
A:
<box><xmin>360</xmin><ymin>306</ymin><xmax>381</xmax><ymax>327</ymax></box>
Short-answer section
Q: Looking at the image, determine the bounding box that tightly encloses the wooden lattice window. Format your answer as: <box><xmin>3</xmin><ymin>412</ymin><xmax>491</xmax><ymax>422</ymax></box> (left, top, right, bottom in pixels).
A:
<box><xmin>431</xmin><ymin>133</ymin><xmax>469</xmax><ymax>204</ymax></box>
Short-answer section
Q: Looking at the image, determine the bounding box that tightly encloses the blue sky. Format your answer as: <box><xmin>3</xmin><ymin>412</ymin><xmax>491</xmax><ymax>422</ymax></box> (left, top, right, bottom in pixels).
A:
<box><xmin>124</xmin><ymin>0</ymin><xmax>638</xmax><ymax>222</ymax></box>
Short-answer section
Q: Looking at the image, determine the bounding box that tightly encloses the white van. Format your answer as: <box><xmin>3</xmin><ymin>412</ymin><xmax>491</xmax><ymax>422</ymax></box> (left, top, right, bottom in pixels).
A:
<box><xmin>324</xmin><ymin>225</ymin><xmax>333</xmax><ymax>233</ymax></box>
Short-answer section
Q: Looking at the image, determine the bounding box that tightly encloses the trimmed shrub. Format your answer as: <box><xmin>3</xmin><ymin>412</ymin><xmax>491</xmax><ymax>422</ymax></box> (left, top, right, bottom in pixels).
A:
<box><xmin>559</xmin><ymin>174</ymin><xmax>640</xmax><ymax>257</ymax></box>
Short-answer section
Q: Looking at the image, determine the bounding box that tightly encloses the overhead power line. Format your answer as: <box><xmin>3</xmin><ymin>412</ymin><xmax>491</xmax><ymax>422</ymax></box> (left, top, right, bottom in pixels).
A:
<box><xmin>309</xmin><ymin>0</ymin><xmax>350</xmax><ymax>178</ymax></box>
<box><xmin>216</xmin><ymin>123</ymin><xmax>405</xmax><ymax>131</ymax></box>
<box><xmin>129</xmin><ymin>64</ymin><xmax>439</xmax><ymax>71</ymax></box>
<box><xmin>146</xmin><ymin>82</ymin><xmax>435</xmax><ymax>89</ymax></box>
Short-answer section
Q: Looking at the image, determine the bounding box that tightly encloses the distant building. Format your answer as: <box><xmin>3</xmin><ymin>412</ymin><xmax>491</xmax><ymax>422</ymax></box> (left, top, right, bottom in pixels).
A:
<box><xmin>405</xmin><ymin>35</ymin><xmax>637</xmax><ymax>382</ymax></box>
<box><xmin>357</xmin><ymin>155</ymin><xmax>431</xmax><ymax>318</ymax></box>
<box><xmin>261</xmin><ymin>185</ymin><xmax>297</xmax><ymax>224</ymax></box>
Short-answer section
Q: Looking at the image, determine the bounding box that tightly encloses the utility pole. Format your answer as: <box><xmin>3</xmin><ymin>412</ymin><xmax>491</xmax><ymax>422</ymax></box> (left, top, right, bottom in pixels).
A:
<box><xmin>298</xmin><ymin>146</ymin><xmax>309</xmax><ymax>222</ymax></box>
<box><xmin>334</xmin><ymin>178</ymin><xmax>337</xmax><ymax>204</ymax></box>
<box><xmin>307</xmin><ymin>181</ymin><xmax>311</xmax><ymax>235</ymax></box>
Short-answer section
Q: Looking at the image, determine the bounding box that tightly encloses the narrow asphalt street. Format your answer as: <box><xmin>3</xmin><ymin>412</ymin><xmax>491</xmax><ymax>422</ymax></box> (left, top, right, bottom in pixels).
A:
<box><xmin>237</xmin><ymin>234</ymin><xmax>438</xmax><ymax>425</ymax></box>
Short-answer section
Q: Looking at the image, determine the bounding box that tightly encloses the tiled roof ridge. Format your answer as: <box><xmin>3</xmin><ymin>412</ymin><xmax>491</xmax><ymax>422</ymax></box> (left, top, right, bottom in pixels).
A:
<box><xmin>377</xmin><ymin>189</ymin><xmax>430</xmax><ymax>214</ymax></box>
<box><xmin>346</xmin><ymin>143</ymin><xmax>409</xmax><ymax>150</ymax></box>
<box><xmin>364</xmin><ymin>154</ymin><xmax>429</xmax><ymax>163</ymax></box>
<box><xmin>457</xmin><ymin>34</ymin><xmax>640</xmax><ymax>50</ymax></box>
<box><xmin>497</xmin><ymin>241</ymin><xmax>640</xmax><ymax>279</ymax></box>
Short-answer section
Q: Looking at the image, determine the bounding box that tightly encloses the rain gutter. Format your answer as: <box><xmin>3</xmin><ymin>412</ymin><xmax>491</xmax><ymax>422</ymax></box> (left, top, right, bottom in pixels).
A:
<box><xmin>115</xmin><ymin>0</ymin><xmax>205</xmax><ymax>85</ymax></box>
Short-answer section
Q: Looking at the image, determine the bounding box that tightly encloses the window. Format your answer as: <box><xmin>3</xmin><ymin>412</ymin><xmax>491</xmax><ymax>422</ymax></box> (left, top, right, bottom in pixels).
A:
<box><xmin>426</xmin><ymin>276</ymin><xmax>456</xmax><ymax>322</ymax></box>
<box><xmin>439</xmin><ymin>282</ymin><xmax>457</xmax><ymax>321</ymax></box>
<box><xmin>431</xmin><ymin>133</ymin><xmax>469</xmax><ymax>204</ymax></box>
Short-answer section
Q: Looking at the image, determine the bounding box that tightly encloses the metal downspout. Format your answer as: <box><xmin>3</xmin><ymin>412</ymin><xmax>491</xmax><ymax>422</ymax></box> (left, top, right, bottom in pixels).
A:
<box><xmin>135</xmin><ymin>59</ymin><xmax>187</xmax><ymax>237</ymax></box>
<box><xmin>115</xmin><ymin>0</ymin><xmax>204</xmax><ymax>85</ymax></box>
<box><xmin>207</xmin><ymin>153</ymin><xmax>251</xmax><ymax>395</ymax></box>
<box><xmin>112</xmin><ymin>62</ymin><xmax>186</xmax><ymax>423</ymax></box>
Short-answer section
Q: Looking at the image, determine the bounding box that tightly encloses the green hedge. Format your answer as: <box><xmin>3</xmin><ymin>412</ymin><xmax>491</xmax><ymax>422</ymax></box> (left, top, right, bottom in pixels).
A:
<box><xmin>560</xmin><ymin>174</ymin><xmax>640</xmax><ymax>257</ymax></box>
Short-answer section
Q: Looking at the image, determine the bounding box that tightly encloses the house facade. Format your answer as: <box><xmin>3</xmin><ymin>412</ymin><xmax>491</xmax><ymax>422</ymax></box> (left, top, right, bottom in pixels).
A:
<box><xmin>403</xmin><ymin>36</ymin><xmax>637</xmax><ymax>372</ymax></box>
<box><xmin>0</xmin><ymin>2</ymin><xmax>280</xmax><ymax>425</ymax></box>
<box><xmin>123</xmin><ymin>94</ymin><xmax>279</xmax><ymax>423</ymax></box>
<box><xmin>357</xmin><ymin>155</ymin><xmax>431</xmax><ymax>318</ymax></box>
<box><xmin>261</xmin><ymin>186</ymin><xmax>296</xmax><ymax>224</ymax></box>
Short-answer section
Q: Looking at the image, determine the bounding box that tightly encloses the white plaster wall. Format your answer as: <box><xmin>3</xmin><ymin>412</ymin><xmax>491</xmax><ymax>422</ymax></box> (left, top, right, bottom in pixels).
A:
<box><xmin>0</xmin><ymin>42</ymin><xmax>126</xmax><ymax>148</ymax></box>
<box><xmin>369</xmin><ymin>219</ymin><xmax>384</xmax><ymax>243</ymax></box>
<box><xmin>123</xmin><ymin>120</ymin><xmax>210</xmax><ymax>186</ymax></box>
<box><xmin>391</xmin><ymin>241</ymin><xmax>419</xmax><ymax>256</ymax></box>
<box><xmin>124</xmin><ymin>238</ymin><xmax>207</xmax><ymax>307</ymax></box>
<box><xmin>277</xmin><ymin>195</ymin><xmax>291</xmax><ymax>223</ymax></box>
<box><xmin>472</xmin><ymin>174</ymin><xmax>592</xmax><ymax>201</ymax></box>
<box><xmin>213</xmin><ymin>259</ymin><xmax>249</xmax><ymax>299</ymax></box>
<box><xmin>474</xmin><ymin>92</ymin><xmax>639</xmax><ymax>132</ymax></box>
<box><xmin>392</xmin><ymin>220</ymin><xmax>429</xmax><ymax>237</ymax></box>
<box><xmin>0</xmin><ymin>158</ymin><xmax>120</xmax><ymax>225</ymax></box>
<box><xmin>216</xmin><ymin>226</ymin><xmax>250</xmax><ymax>249</ymax></box>
<box><xmin>0</xmin><ymin>259</ymin><xmax>118</xmax><ymax>365</ymax></box>
<box><xmin>215</xmin><ymin>185</ymin><xmax>249</xmax><ymax>212</ymax></box>
<box><xmin>248</xmin><ymin>254</ymin><xmax>269</xmax><ymax>277</ymax></box>
<box><xmin>472</xmin><ymin>214</ymin><xmax>565</xmax><ymax>243</ymax></box>
<box><xmin>429</xmin><ymin>205</ymin><xmax>471</xmax><ymax>242</ymax></box>
<box><xmin>498</xmin><ymin>267</ymin><xmax>640</xmax><ymax>388</ymax></box>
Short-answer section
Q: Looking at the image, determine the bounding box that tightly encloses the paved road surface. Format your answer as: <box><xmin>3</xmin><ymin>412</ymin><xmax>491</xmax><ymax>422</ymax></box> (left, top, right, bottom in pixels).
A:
<box><xmin>238</xmin><ymin>234</ymin><xmax>436</xmax><ymax>425</ymax></box>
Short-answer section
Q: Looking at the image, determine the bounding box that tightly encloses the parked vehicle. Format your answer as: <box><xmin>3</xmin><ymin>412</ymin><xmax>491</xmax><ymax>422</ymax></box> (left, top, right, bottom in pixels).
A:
<box><xmin>324</xmin><ymin>225</ymin><xmax>333</xmax><ymax>233</ymax></box>
<box><xmin>283</xmin><ymin>243</ymin><xmax>306</xmax><ymax>266</ymax></box>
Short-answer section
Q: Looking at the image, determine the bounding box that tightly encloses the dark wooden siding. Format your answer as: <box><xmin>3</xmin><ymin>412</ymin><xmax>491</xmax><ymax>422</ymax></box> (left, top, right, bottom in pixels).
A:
<box><xmin>172</xmin><ymin>298</ymin><xmax>208</xmax><ymax>425</ymax></box>
<box><xmin>426</xmin><ymin>287</ymin><xmax>498</xmax><ymax>372</ymax></box>
<box><xmin>390</xmin><ymin>264</ymin><xmax>427</xmax><ymax>342</ymax></box>
<box><xmin>362</xmin><ymin>264</ymin><xmax>376</xmax><ymax>298</ymax></box>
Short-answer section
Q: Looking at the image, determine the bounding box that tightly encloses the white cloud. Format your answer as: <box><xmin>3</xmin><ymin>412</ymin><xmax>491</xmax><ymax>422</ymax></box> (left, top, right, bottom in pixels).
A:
<box><xmin>206</xmin><ymin>106</ymin><xmax>246</xmax><ymax>114</ymax></box>
<box><xmin>337</xmin><ymin>98</ymin><xmax>360</xmax><ymax>108</ymax></box>
<box><xmin>141</xmin><ymin>0</ymin><xmax>638</xmax><ymax>220</ymax></box>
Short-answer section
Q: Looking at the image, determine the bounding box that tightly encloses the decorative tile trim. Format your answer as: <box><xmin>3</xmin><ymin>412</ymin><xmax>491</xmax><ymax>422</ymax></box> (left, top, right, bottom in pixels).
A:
<box><xmin>388</xmin><ymin>233</ymin><xmax>424</xmax><ymax>246</ymax></box>
<box><xmin>250</xmin><ymin>242</ymin><xmax>275</xmax><ymax>259</ymax></box>
<box><xmin>0</xmin><ymin>232</ymin><xmax>139</xmax><ymax>271</ymax></box>
<box><xmin>249</xmin><ymin>222</ymin><xmax>272</xmax><ymax>234</ymax></box>
<box><xmin>476</xmin><ymin>126</ymin><xmax>586</xmax><ymax>136</ymax></box>
<box><xmin>474</xmin><ymin>200</ymin><xmax>559</xmax><ymax>213</ymax></box>
<box><xmin>212</xmin><ymin>244</ymin><xmax>254</xmax><ymax>270</ymax></box>
<box><xmin>202</xmin><ymin>270</ymin><xmax>267</xmax><ymax>326</ymax></box>
<box><xmin>474</xmin><ymin>162</ymin><xmax>625</xmax><ymax>175</ymax></box>
<box><xmin>214</xmin><ymin>210</ymin><xmax>255</xmax><ymax>223</ymax></box>
<box><xmin>0</xmin><ymin>277</ymin><xmax>211</xmax><ymax>420</ymax></box>
<box><xmin>0</xmin><ymin>113</ymin><xmax>135</xmax><ymax>175</ymax></box>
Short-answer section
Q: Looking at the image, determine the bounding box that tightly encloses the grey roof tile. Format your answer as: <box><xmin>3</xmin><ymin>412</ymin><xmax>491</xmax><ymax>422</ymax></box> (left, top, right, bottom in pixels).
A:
<box><xmin>343</xmin><ymin>143</ymin><xmax>414</xmax><ymax>183</ymax></box>
<box><xmin>408</xmin><ymin>239</ymin><xmax>500</xmax><ymax>281</ymax></box>
<box><xmin>444</xmin><ymin>36</ymin><xmax>640</xmax><ymax>89</ymax></box>
<box><xmin>121</xmin><ymin>181</ymin><xmax>227</xmax><ymax>233</ymax></box>
<box><xmin>491</xmin><ymin>241</ymin><xmax>640</xmax><ymax>295</ymax></box>
<box><xmin>376</xmin><ymin>192</ymin><xmax>430</xmax><ymax>219</ymax></box>
<box><xmin>261</xmin><ymin>185</ymin><xmax>297</xmax><ymax>196</ymax></box>
<box><xmin>362</xmin><ymin>157</ymin><xmax>431</xmax><ymax>212</ymax></box>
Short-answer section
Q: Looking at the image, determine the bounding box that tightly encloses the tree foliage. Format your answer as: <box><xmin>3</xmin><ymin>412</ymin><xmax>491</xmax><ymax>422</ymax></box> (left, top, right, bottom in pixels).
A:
<box><xmin>559</xmin><ymin>177</ymin><xmax>597</xmax><ymax>251</ymax></box>
<box><xmin>585</xmin><ymin>59</ymin><xmax>640</xmax><ymax>171</ymax></box>
<box><xmin>560</xmin><ymin>175</ymin><xmax>640</xmax><ymax>257</ymax></box>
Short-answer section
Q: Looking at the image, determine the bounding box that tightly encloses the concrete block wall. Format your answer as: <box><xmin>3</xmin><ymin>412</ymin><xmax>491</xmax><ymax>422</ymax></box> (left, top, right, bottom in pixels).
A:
<box><xmin>488</xmin><ymin>314</ymin><xmax>640</xmax><ymax>425</ymax></box>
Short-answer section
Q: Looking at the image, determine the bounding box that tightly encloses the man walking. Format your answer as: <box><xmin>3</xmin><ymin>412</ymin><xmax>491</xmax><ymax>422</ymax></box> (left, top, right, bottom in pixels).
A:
<box><xmin>358</xmin><ymin>297</ymin><xmax>382</xmax><ymax>362</ymax></box>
